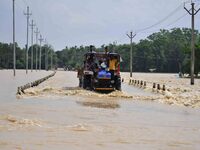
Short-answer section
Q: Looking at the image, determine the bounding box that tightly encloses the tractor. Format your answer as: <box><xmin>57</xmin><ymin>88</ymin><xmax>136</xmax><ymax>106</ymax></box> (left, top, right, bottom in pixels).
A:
<box><xmin>81</xmin><ymin>50</ymin><xmax>121</xmax><ymax>91</ymax></box>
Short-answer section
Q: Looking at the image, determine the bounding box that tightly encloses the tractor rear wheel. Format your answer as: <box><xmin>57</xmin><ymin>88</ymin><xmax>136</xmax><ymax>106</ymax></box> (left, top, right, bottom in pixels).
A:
<box><xmin>115</xmin><ymin>77</ymin><xmax>121</xmax><ymax>91</ymax></box>
<box><xmin>83</xmin><ymin>75</ymin><xmax>92</xmax><ymax>90</ymax></box>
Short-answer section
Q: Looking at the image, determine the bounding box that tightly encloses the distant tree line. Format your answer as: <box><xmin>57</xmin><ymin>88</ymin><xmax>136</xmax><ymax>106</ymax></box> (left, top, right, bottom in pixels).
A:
<box><xmin>1</xmin><ymin>28</ymin><xmax>200</xmax><ymax>75</ymax></box>
<box><xmin>0</xmin><ymin>43</ymin><xmax>57</xmax><ymax>70</ymax></box>
<box><xmin>55</xmin><ymin>28</ymin><xmax>200</xmax><ymax>75</ymax></box>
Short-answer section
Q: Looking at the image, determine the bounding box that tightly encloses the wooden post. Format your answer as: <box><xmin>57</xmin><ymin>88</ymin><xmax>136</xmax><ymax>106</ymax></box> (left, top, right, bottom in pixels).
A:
<box><xmin>140</xmin><ymin>81</ymin><xmax>143</xmax><ymax>86</ymax></box>
<box><xmin>153</xmin><ymin>83</ymin><xmax>156</xmax><ymax>89</ymax></box>
<box><xmin>144</xmin><ymin>81</ymin><xmax>146</xmax><ymax>87</ymax></box>
<box><xmin>157</xmin><ymin>84</ymin><xmax>160</xmax><ymax>90</ymax></box>
<box><xmin>162</xmin><ymin>85</ymin><xmax>166</xmax><ymax>91</ymax></box>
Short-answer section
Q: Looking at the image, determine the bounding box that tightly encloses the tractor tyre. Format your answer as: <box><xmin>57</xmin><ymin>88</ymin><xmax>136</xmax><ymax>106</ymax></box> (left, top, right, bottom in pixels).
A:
<box><xmin>115</xmin><ymin>77</ymin><xmax>121</xmax><ymax>91</ymax></box>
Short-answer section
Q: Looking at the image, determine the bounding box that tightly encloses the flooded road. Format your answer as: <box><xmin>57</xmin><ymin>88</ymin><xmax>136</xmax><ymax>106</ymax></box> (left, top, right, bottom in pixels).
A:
<box><xmin>0</xmin><ymin>70</ymin><xmax>53</xmax><ymax>102</ymax></box>
<box><xmin>0</xmin><ymin>70</ymin><xmax>200</xmax><ymax>150</ymax></box>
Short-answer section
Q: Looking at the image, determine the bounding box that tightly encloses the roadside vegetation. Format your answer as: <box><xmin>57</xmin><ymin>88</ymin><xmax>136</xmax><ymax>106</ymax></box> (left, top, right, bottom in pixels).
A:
<box><xmin>1</xmin><ymin>28</ymin><xmax>200</xmax><ymax>76</ymax></box>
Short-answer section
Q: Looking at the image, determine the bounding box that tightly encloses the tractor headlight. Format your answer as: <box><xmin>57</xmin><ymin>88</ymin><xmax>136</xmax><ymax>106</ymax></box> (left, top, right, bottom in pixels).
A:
<box><xmin>111</xmin><ymin>80</ymin><xmax>115</xmax><ymax>84</ymax></box>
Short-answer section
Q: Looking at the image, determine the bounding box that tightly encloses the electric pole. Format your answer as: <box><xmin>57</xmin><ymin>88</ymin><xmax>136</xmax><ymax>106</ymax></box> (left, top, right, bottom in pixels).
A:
<box><xmin>126</xmin><ymin>31</ymin><xmax>136</xmax><ymax>77</ymax></box>
<box><xmin>13</xmin><ymin>0</ymin><xmax>16</xmax><ymax>76</ymax></box>
<box><xmin>35</xmin><ymin>28</ymin><xmax>40</xmax><ymax>71</ymax></box>
<box><xmin>29</xmin><ymin>20</ymin><xmax>36</xmax><ymax>72</ymax></box>
<box><xmin>184</xmin><ymin>2</ymin><xmax>200</xmax><ymax>85</ymax></box>
<box><xmin>50</xmin><ymin>46</ymin><xmax>53</xmax><ymax>71</ymax></box>
<box><xmin>113</xmin><ymin>41</ymin><xmax>117</xmax><ymax>53</ymax></box>
<box><xmin>44</xmin><ymin>39</ymin><xmax>49</xmax><ymax>71</ymax></box>
<box><xmin>38</xmin><ymin>35</ymin><xmax>43</xmax><ymax>71</ymax></box>
<box><xmin>24</xmin><ymin>6</ymin><xmax>32</xmax><ymax>74</ymax></box>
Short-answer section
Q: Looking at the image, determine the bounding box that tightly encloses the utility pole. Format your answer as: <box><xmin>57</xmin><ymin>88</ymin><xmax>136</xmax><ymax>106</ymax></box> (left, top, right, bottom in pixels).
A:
<box><xmin>38</xmin><ymin>35</ymin><xmax>43</xmax><ymax>71</ymax></box>
<box><xmin>45</xmin><ymin>39</ymin><xmax>49</xmax><ymax>71</ymax></box>
<box><xmin>50</xmin><ymin>46</ymin><xmax>53</xmax><ymax>71</ymax></box>
<box><xmin>126</xmin><ymin>31</ymin><xmax>136</xmax><ymax>77</ymax></box>
<box><xmin>35</xmin><ymin>28</ymin><xmax>40</xmax><ymax>71</ymax></box>
<box><xmin>24</xmin><ymin>6</ymin><xmax>31</xmax><ymax>74</ymax></box>
<box><xmin>184</xmin><ymin>2</ymin><xmax>200</xmax><ymax>85</ymax></box>
<box><xmin>29</xmin><ymin>20</ymin><xmax>36</xmax><ymax>72</ymax></box>
<box><xmin>113</xmin><ymin>41</ymin><xmax>117</xmax><ymax>53</ymax></box>
<box><xmin>13</xmin><ymin>0</ymin><xmax>16</xmax><ymax>76</ymax></box>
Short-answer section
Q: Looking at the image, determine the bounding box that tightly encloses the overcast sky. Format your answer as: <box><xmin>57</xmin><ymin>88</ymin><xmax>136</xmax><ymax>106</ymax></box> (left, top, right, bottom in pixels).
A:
<box><xmin>0</xmin><ymin>0</ymin><xmax>200</xmax><ymax>50</ymax></box>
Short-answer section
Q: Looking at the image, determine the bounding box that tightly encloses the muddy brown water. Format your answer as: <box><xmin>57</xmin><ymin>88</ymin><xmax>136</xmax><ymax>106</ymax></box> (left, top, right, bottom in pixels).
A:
<box><xmin>0</xmin><ymin>70</ymin><xmax>200</xmax><ymax>150</ymax></box>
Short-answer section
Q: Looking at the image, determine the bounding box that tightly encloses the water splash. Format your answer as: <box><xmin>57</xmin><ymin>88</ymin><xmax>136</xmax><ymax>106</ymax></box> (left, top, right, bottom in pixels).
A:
<box><xmin>21</xmin><ymin>86</ymin><xmax>133</xmax><ymax>99</ymax></box>
<box><xmin>1</xmin><ymin>115</ymin><xmax>43</xmax><ymax>128</ymax></box>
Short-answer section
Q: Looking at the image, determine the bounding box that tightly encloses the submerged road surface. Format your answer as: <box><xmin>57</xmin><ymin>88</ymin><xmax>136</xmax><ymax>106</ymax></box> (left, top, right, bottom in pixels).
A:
<box><xmin>0</xmin><ymin>71</ymin><xmax>200</xmax><ymax>150</ymax></box>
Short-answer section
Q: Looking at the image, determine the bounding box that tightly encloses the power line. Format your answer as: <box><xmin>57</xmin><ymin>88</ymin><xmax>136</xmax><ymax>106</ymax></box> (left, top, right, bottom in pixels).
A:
<box><xmin>139</xmin><ymin>13</ymin><xmax>188</xmax><ymax>35</ymax></box>
<box><xmin>128</xmin><ymin>6</ymin><xmax>191</xmax><ymax>37</ymax></box>
<box><xmin>136</xmin><ymin>3</ymin><xmax>184</xmax><ymax>33</ymax></box>
<box><xmin>153</xmin><ymin>12</ymin><xmax>188</xmax><ymax>31</ymax></box>
<box><xmin>165</xmin><ymin>13</ymin><xmax>188</xmax><ymax>28</ymax></box>
<box><xmin>136</xmin><ymin>1</ymin><xmax>200</xmax><ymax>34</ymax></box>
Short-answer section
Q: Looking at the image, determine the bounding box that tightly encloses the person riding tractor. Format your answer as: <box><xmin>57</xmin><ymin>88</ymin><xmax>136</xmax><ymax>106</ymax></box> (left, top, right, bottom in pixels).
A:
<box><xmin>79</xmin><ymin>46</ymin><xmax>121</xmax><ymax>91</ymax></box>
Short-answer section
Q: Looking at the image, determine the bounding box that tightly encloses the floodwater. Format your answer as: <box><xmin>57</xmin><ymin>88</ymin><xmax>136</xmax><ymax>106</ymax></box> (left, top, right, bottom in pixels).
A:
<box><xmin>0</xmin><ymin>70</ymin><xmax>200</xmax><ymax>150</ymax></box>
